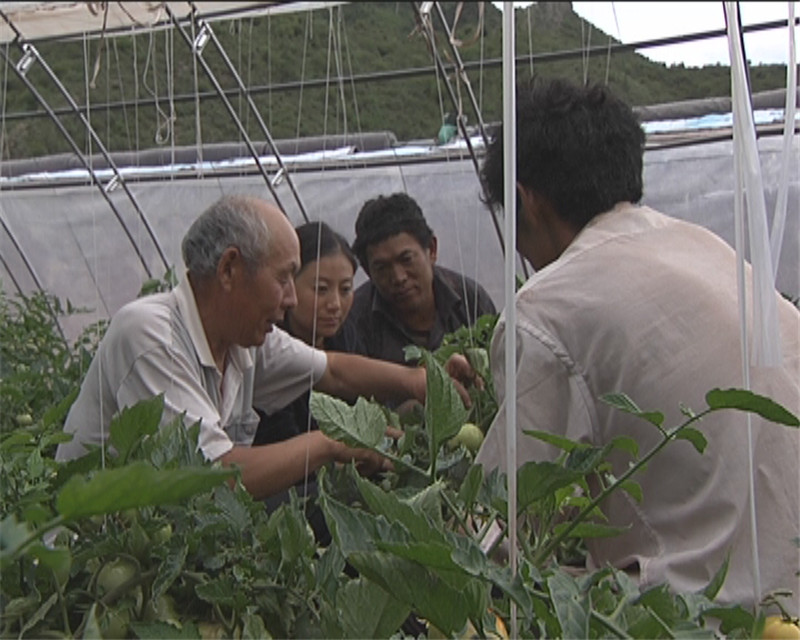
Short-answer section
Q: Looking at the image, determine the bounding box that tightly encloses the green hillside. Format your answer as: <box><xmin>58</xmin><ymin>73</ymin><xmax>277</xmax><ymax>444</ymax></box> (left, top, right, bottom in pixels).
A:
<box><xmin>0</xmin><ymin>2</ymin><xmax>788</xmax><ymax>160</ymax></box>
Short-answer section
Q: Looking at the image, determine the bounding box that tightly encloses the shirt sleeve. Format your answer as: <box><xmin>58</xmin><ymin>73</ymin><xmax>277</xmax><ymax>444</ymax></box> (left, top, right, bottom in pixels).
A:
<box><xmin>475</xmin><ymin>313</ymin><xmax>597</xmax><ymax>472</ymax></box>
<box><xmin>251</xmin><ymin>328</ymin><xmax>328</xmax><ymax>414</ymax></box>
<box><xmin>111</xmin><ymin>321</ymin><xmax>232</xmax><ymax>462</ymax></box>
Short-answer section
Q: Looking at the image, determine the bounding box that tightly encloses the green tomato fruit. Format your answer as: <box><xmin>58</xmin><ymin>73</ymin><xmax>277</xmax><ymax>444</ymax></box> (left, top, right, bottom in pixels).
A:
<box><xmin>96</xmin><ymin>557</ymin><xmax>138</xmax><ymax>596</ymax></box>
<box><xmin>101</xmin><ymin>606</ymin><xmax>131</xmax><ymax>639</ymax></box>
<box><xmin>15</xmin><ymin>413</ymin><xmax>33</xmax><ymax>426</ymax></box>
<box><xmin>448</xmin><ymin>422</ymin><xmax>484</xmax><ymax>454</ymax></box>
<box><xmin>152</xmin><ymin>523</ymin><xmax>173</xmax><ymax>545</ymax></box>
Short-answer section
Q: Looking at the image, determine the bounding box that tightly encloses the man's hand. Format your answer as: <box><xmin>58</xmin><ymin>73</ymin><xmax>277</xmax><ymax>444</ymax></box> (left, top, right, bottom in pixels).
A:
<box><xmin>330</xmin><ymin>438</ymin><xmax>393</xmax><ymax>476</ymax></box>
<box><xmin>443</xmin><ymin>353</ymin><xmax>483</xmax><ymax>406</ymax></box>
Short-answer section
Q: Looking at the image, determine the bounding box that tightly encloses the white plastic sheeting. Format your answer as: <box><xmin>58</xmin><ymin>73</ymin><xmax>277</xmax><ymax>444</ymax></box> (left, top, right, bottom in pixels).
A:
<box><xmin>1</xmin><ymin>133</ymin><xmax>797</xmax><ymax>342</ymax></box>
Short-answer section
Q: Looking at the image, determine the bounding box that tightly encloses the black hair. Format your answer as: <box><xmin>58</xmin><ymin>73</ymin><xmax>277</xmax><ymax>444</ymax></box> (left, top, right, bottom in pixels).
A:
<box><xmin>481</xmin><ymin>77</ymin><xmax>645</xmax><ymax>230</ymax></box>
<box><xmin>295</xmin><ymin>221</ymin><xmax>357</xmax><ymax>275</ymax></box>
<box><xmin>352</xmin><ymin>192</ymin><xmax>434</xmax><ymax>274</ymax></box>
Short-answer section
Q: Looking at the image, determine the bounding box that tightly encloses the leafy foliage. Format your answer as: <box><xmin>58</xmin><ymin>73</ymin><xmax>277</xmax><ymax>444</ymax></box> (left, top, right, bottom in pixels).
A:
<box><xmin>1</xmin><ymin>287</ymin><xmax>798</xmax><ymax>638</ymax></box>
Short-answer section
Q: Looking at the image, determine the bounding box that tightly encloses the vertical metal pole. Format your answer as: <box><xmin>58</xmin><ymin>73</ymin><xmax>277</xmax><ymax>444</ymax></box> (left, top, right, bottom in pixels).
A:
<box><xmin>501</xmin><ymin>3</ymin><xmax>518</xmax><ymax>638</ymax></box>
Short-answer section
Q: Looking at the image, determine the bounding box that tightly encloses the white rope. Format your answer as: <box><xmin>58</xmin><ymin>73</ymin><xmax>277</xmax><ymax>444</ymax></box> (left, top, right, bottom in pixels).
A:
<box><xmin>725</xmin><ymin>0</ymin><xmax>772</xmax><ymax>607</ymax></box>
<box><xmin>725</xmin><ymin>2</ymin><xmax>781</xmax><ymax>368</ymax></box>
<box><xmin>769</xmin><ymin>1</ymin><xmax>797</xmax><ymax>282</ymax></box>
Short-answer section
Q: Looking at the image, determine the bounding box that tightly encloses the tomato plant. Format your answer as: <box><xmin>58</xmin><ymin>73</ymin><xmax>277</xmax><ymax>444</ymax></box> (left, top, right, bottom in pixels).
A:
<box><xmin>1</xmin><ymin>287</ymin><xmax>798</xmax><ymax>639</ymax></box>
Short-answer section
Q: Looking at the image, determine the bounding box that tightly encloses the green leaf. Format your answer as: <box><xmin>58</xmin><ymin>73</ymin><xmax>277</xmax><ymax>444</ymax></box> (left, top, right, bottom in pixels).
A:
<box><xmin>610</xmin><ymin>435</ymin><xmax>639</xmax><ymax>458</ymax></box>
<box><xmin>522</xmin><ymin>429</ymin><xmax>588</xmax><ymax>453</ymax></box>
<box><xmin>674</xmin><ymin>427</ymin><xmax>708</xmax><ymax>453</ymax></box>
<box><xmin>242</xmin><ymin>612</ymin><xmax>269</xmax><ymax>639</ymax></box>
<box><xmin>151</xmin><ymin>544</ymin><xmax>187</xmax><ymax>601</ymax></box>
<box><xmin>601</xmin><ymin>393</ymin><xmax>665</xmax><ymax>427</ymax></box>
<box><xmin>705</xmin><ymin>388</ymin><xmax>800</xmax><ymax>426</ymax></box>
<box><xmin>620</xmin><ymin>479</ymin><xmax>643</xmax><ymax>503</ymax></box>
<box><xmin>27</xmin><ymin>542</ymin><xmax>71</xmax><ymax>584</ymax></box>
<box><xmin>109</xmin><ymin>394</ymin><xmax>164</xmax><ymax>463</ymax></box>
<box><xmin>335</xmin><ymin>577</ymin><xmax>410</xmax><ymax>639</ymax></box>
<box><xmin>56</xmin><ymin>462</ymin><xmax>233</xmax><ymax>520</ymax></box>
<box><xmin>0</xmin><ymin>514</ymin><xmax>32</xmax><ymax>562</ymax></box>
<box><xmin>276</xmin><ymin>500</ymin><xmax>315</xmax><ymax>564</ymax></box>
<box><xmin>457</xmin><ymin>463</ymin><xmax>483</xmax><ymax>510</ymax></box>
<box><xmin>701</xmin><ymin>553</ymin><xmax>729</xmax><ymax>600</ymax></box>
<box><xmin>311</xmin><ymin>392</ymin><xmax>387</xmax><ymax>448</ymax></box>
<box><xmin>318</xmin><ymin>489</ymin><xmax>409</xmax><ymax>558</ymax></box>
<box><xmin>421</xmin><ymin>351</ymin><xmax>470</xmax><ymax>463</ymax></box>
<box><xmin>130</xmin><ymin>621</ymin><xmax>194</xmax><ymax>639</ymax></box>
<box><xmin>19</xmin><ymin>592</ymin><xmax>58</xmax><ymax>638</ymax></box>
<box><xmin>701</xmin><ymin>605</ymin><xmax>756</xmax><ymax>635</ymax></box>
<box><xmin>548</xmin><ymin>570</ymin><xmax>589</xmax><ymax>639</ymax></box>
<box><xmin>347</xmin><ymin>550</ymin><xmax>485</xmax><ymax>637</ymax></box>
<box><xmin>517</xmin><ymin>461</ymin><xmax>582</xmax><ymax>512</ymax></box>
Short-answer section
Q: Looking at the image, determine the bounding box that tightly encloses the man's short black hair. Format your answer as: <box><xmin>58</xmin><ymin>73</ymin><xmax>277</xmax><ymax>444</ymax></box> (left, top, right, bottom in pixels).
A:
<box><xmin>352</xmin><ymin>192</ymin><xmax>434</xmax><ymax>274</ymax></box>
<box><xmin>481</xmin><ymin>76</ymin><xmax>645</xmax><ymax>230</ymax></box>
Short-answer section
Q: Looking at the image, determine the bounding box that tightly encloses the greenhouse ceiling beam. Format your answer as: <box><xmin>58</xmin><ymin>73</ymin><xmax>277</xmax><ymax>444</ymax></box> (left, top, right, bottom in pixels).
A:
<box><xmin>412</xmin><ymin>2</ymin><xmax>511</xmax><ymax>265</ymax></box>
<box><xmin>165</xmin><ymin>4</ymin><xmax>303</xmax><ymax>221</ymax></box>
<box><xmin>0</xmin><ymin>43</ymin><xmax>166</xmax><ymax>280</ymax></box>
<box><xmin>188</xmin><ymin>3</ymin><xmax>310</xmax><ymax>223</ymax></box>
<box><xmin>4</xmin><ymin>17</ymin><xmax>795</xmax><ymax>125</ymax></box>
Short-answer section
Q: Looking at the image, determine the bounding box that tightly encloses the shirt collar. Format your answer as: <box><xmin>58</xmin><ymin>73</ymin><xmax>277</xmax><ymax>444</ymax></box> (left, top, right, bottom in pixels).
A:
<box><xmin>174</xmin><ymin>272</ymin><xmax>253</xmax><ymax>373</ymax></box>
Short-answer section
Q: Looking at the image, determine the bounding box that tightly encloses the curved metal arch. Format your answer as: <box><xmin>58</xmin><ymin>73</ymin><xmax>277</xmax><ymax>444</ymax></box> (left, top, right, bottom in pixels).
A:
<box><xmin>0</xmin><ymin>207</ymin><xmax>66</xmax><ymax>341</ymax></box>
<box><xmin>0</xmin><ymin>44</ymin><xmax>161</xmax><ymax>278</ymax></box>
<box><xmin>165</xmin><ymin>4</ymin><xmax>306</xmax><ymax>220</ymax></box>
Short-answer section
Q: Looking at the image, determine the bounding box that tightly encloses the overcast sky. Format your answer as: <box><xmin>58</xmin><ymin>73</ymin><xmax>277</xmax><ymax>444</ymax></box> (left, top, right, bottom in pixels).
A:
<box><xmin>495</xmin><ymin>2</ymin><xmax>798</xmax><ymax>68</ymax></box>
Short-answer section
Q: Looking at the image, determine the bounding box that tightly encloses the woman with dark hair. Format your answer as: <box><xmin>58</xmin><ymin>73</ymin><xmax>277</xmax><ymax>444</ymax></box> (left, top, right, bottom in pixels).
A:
<box><xmin>254</xmin><ymin>220</ymin><xmax>359</xmax><ymax>446</ymax></box>
<box><xmin>252</xmin><ymin>221</ymin><xmax>360</xmax><ymax>536</ymax></box>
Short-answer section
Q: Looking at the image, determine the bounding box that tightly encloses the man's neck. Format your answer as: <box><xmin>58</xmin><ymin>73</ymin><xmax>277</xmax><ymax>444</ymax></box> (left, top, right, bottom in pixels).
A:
<box><xmin>189</xmin><ymin>273</ymin><xmax>230</xmax><ymax>373</ymax></box>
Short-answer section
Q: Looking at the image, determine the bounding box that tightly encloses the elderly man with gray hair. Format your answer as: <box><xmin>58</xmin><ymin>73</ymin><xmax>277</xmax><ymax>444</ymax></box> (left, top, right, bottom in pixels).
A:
<box><xmin>56</xmin><ymin>195</ymin><xmax>472</xmax><ymax>499</ymax></box>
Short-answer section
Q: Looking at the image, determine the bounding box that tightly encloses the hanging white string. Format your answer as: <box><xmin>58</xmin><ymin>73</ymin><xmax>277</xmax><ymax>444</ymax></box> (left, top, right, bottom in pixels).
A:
<box><xmin>769</xmin><ymin>1</ymin><xmax>797</xmax><ymax>282</ymax></box>
<box><xmin>725</xmin><ymin>2</ymin><xmax>782</xmax><ymax>369</ymax></box>
<box><xmin>501</xmin><ymin>4</ymin><xmax>518</xmax><ymax>637</ymax></box>
<box><xmin>724</xmin><ymin>0</ymin><xmax>772</xmax><ymax>607</ymax></box>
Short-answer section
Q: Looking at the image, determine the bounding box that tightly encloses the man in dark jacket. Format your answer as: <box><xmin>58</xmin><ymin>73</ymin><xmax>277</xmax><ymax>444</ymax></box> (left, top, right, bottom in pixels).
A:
<box><xmin>345</xmin><ymin>192</ymin><xmax>496</xmax><ymax>365</ymax></box>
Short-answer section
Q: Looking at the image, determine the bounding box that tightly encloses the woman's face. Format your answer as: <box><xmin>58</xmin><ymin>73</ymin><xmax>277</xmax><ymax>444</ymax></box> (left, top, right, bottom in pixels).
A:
<box><xmin>289</xmin><ymin>252</ymin><xmax>355</xmax><ymax>347</ymax></box>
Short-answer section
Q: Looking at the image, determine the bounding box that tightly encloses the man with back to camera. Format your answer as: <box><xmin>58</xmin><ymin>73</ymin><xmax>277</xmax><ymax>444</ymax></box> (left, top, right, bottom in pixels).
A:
<box><xmin>55</xmin><ymin>195</ymin><xmax>475</xmax><ymax>500</ymax></box>
<box><xmin>345</xmin><ymin>192</ymin><xmax>497</xmax><ymax>366</ymax></box>
<box><xmin>475</xmin><ymin>77</ymin><xmax>799</xmax><ymax>610</ymax></box>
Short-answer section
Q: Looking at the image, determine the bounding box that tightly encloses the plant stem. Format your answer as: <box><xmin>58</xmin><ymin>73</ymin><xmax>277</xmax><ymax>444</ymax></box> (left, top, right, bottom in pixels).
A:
<box><xmin>532</xmin><ymin>409</ymin><xmax>713</xmax><ymax>566</ymax></box>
